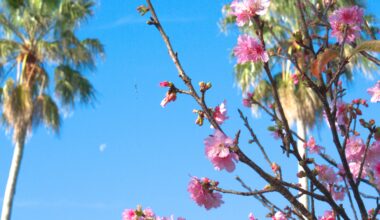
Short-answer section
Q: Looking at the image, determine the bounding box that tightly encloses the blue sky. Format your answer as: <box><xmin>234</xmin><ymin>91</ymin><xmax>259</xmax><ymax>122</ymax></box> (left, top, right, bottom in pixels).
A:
<box><xmin>0</xmin><ymin>1</ymin><xmax>380</xmax><ymax>220</ymax></box>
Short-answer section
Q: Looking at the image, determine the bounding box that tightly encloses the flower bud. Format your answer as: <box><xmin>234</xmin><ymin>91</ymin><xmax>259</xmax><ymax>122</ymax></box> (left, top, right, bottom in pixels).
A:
<box><xmin>159</xmin><ymin>81</ymin><xmax>172</xmax><ymax>87</ymax></box>
<box><xmin>271</xmin><ymin>163</ymin><xmax>280</xmax><ymax>172</ymax></box>
<box><xmin>369</xmin><ymin>119</ymin><xmax>375</xmax><ymax>126</ymax></box>
<box><xmin>297</xmin><ymin>171</ymin><xmax>306</xmax><ymax>178</ymax></box>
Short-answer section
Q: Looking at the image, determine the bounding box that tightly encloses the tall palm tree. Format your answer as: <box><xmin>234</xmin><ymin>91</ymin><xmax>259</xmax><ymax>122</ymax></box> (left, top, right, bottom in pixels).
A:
<box><xmin>0</xmin><ymin>1</ymin><xmax>103</xmax><ymax>219</ymax></box>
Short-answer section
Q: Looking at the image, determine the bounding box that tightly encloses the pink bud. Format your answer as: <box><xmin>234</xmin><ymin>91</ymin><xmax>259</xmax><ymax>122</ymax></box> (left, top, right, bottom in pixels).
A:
<box><xmin>159</xmin><ymin>81</ymin><xmax>171</xmax><ymax>87</ymax></box>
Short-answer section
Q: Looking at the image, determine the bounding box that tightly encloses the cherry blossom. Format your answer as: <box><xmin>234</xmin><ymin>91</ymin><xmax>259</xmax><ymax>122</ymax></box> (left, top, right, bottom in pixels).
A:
<box><xmin>304</xmin><ymin>136</ymin><xmax>324</xmax><ymax>154</ymax></box>
<box><xmin>329</xmin><ymin>6</ymin><xmax>364</xmax><ymax>43</ymax></box>
<box><xmin>205</xmin><ymin>130</ymin><xmax>239</xmax><ymax>172</ymax></box>
<box><xmin>248</xmin><ymin>212</ymin><xmax>257</xmax><ymax>220</ymax></box>
<box><xmin>272</xmin><ymin>211</ymin><xmax>287</xmax><ymax>220</ymax></box>
<box><xmin>213</xmin><ymin>101</ymin><xmax>229</xmax><ymax>125</ymax></box>
<box><xmin>367</xmin><ymin>81</ymin><xmax>380</xmax><ymax>103</ymax></box>
<box><xmin>319</xmin><ymin>210</ymin><xmax>335</xmax><ymax>220</ymax></box>
<box><xmin>160</xmin><ymin>91</ymin><xmax>177</xmax><ymax>107</ymax></box>
<box><xmin>316</xmin><ymin>165</ymin><xmax>337</xmax><ymax>184</ymax></box>
<box><xmin>345</xmin><ymin>136</ymin><xmax>365</xmax><ymax>162</ymax></box>
<box><xmin>230</xmin><ymin>0</ymin><xmax>270</xmax><ymax>26</ymax></box>
<box><xmin>187</xmin><ymin>177</ymin><xmax>224</xmax><ymax>210</ymax></box>
<box><xmin>234</xmin><ymin>35</ymin><xmax>269</xmax><ymax>64</ymax></box>
<box><xmin>122</xmin><ymin>209</ymin><xmax>137</xmax><ymax>220</ymax></box>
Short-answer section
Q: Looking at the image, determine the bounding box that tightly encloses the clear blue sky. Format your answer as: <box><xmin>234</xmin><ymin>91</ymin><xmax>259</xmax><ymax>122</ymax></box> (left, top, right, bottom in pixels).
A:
<box><xmin>0</xmin><ymin>1</ymin><xmax>380</xmax><ymax>220</ymax></box>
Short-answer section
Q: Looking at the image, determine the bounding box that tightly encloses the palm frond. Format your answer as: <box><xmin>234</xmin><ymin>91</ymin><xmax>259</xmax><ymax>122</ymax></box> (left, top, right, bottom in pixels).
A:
<box><xmin>54</xmin><ymin>64</ymin><xmax>95</xmax><ymax>107</ymax></box>
<box><xmin>32</xmin><ymin>94</ymin><xmax>60</xmax><ymax>132</ymax></box>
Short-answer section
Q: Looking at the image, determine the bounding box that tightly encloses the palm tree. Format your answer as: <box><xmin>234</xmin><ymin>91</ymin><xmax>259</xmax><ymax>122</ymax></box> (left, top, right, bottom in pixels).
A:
<box><xmin>0</xmin><ymin>1</ymin><xmax>103</xmax><ymax>219</ymax></box>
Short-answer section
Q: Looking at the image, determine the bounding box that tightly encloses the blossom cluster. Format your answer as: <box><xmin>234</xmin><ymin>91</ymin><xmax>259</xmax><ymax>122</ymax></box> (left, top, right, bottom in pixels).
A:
<box><xmin>122</xmin><ymin>206</ymin><xmax>185</xmax><ymax>220</ymax></box>
<box><xmin>187</xmin><ymin>177</ymin><xmax>223</xmax><ymax>210</ymax></box>
<box><xmin>229</xmin><ymin>0</ymin><xmax>270</xmax><ymax>64</ymax></box>
<box><xmin>329</xmin><ymin>6</ymin><xmax>364</xmax><ymax>43</ymax></box>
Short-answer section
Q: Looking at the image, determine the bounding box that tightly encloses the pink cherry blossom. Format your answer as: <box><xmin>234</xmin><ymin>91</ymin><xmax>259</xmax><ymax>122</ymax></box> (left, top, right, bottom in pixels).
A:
<box><xmin>324</xmin><ymin>101</ymin><xmax>349</xmax><ymax>130</ymax></box>
<box><xmin>376</xmin><ymin>162</ymin><xmax>380</xmax><ymax>175</ymax></box>
<box><xmin>234</xmin><ymin>34</ymin><xmax>269</xmax><ymax>64</ymax></box>
<box><xmin>272</xmin><ymin>211</ymin><xmax>287</xmax><ymax>220</ymax></box>
<box><xmin>304</xmin><ymin>136</ymin><xmax>324</xmax><ymax>154</ymax></box>
<box><xmin>367</xmin><ymin>81</ymin><xmax>380</xmax><ymax>103</ymax></box>
<box><xmin>329</xmin><ymin>6</ymin><xmax>364</xmax><ymax>43</ymax></box>
<box><xmin>367</xmin><ymin>141</ymin><xmax>380</xmax><ymax>165</ymax></box>
<box><xmin>205</xmin><ymin>130</ymin><xmax>239</xmax><ymax>172</ymax></box>
<box><xmin>248</xmin><ymin>212</ymin><xmax>257</xmax><ymax>220</ymax></box>
<box><xmin>374</xmin><ymin>162</ymin><xmax>380</xmax><ymax>188</ymax></box>
<box><xmin>213</xmin><ymin>101</ymin><xmax>229</xmax><ymax>125</ymax></box>
<box><xmin>348</xmin><ymin>161</ymin><xmax>368</xmax><ymax>180</ymax></box>
<box><xmin>243</xmin><ymin>92</ymin><xmax>253</xmax><ymax>107</ymax></box>
<box><xmin>122</xmin><ymin>209</ymin><xmax>137</xmax><ymax>220</ymax></box>
<box><xmin>336</xmin><ymin>101</ymin><xmax>349</xmax><ymax>128</ymax></box>
<box><xmin>230</xmin><ymin>0</ymin><xmax>270</xmax><ymax>26</ymax></box>
<box><xmin>187</xmin><ymin>177</ymin><xmax>224</xmax><ymax>210</ymax></box>
<box><xmin>160</xmin><ymin>92</ymin><xmax>176</xmax><ymax>107</ymax></box>
<box><xmin>143</xmin><ymin>208</ymin><xmax>155</xmax><ymax>218</ymax></box>
<box><xmin>345</xmin><ymin>136</ymin><xmax>365</xmax><ymax>162</ymax></box>
<box><xmin>316</xmin><ymin>165</ymin><xmax>337</xmax><ymax>184</ymax></box>
<box><xmin>319</xmin><ymin>210</ymin><xmax>335</xmax><ymax>220</ymax></box>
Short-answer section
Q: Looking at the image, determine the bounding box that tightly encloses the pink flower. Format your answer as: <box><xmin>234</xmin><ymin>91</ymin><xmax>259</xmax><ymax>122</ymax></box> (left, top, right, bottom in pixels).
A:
<box><xmin>248</xmin><ymin>212</ymin><xmax>257</xmax><ymax>220</ymax></box>
<box><xmin>187</xmin><ymin>177</ymin><xmax>224</xmax><ymax>210</ymax></box>
<box><xmin>367</xmin><ymin>141</ymin><xmax>380</xmax><ymax>165</ymax></box>
<box><xmin>336</xmin><ymin>101</ymin><xmax>349</xmax><ymax>128</ymax></box>
<box><xmin>159</xmin><ymin>81</ymin><xmax>172</xmax><ymax>87</ymax></box>
<box><xmin>143</xmin><ymin>208</ymin><xmax>155</xmax><ymax>218</ymax></box>
<box><xmin>205</xmin><ymin>130</ymin><xmax>239</xmax><ymax>172</ymax></box>
<box><xmin>213</xmin><ymin>101</ymin><xmax>229</xmax><ymax>125</ymax></box>
<box><xmin>291</xmin><ymin>74</ymin><xmax>299</xmax><ymax>85</ymax></box>
<box><xmin>324</xmin><ymin>101</ymin><xmax>349</xmax><ymax>131</ymax></box>
<box><xmin>329</xmin><ymin>6</ymin><xmax>364</xmax><ymax>43</ymax></box>
<box><xmin>319</xmin><ymin>210</ymin><xmax>335</xmax><ymax>220</ymax></box>
<box><xmin>304</xmin><ymin>136</ymin><xmax>324</xmax><ymax>154</ymax></box>
<box><xmin>230</xmin><ymin>0</ymin><xmax>270</xmax><ymax>26</ymax></box>
<box><xmin>271</xmin><ymin>162</ymin><xmax>280</xmax><ymax>173</ymax></box>
<box><xmin>367</xmin><ymin>81</ymin><xmax>380</xmax><ymax>103</ymax></box>
<box><xmin>349</xmin><ymin>161</ymin><xmax>368</xmax><ymax>180</ymax></box>
<box><xmin>122</xmin><ymin>209</ymin><xmax>136</xmax><ymax>220</ymax></box>
<box><xmin>234</xmin><ymin>34</ymin><xmax>269</xmax><ymax>64</ymax></box>
<box><xmin>345</xmin><ymin>136</ymin><xmax>365</xmax><ymax>162</ymax></box>
<box><xmin>243</xmin><ymin>92</ymin><xmax>253</xmax><ymax>107</ymax></box>
<box><xmin>374</xmin><ymin>162</ymin><xmax>380</xmax><ymax>188</ymax></box>
<box><xmin>160</xmin><ymin>91</ymin><xmax>177</xmax><ymax>107</ymax></box>
<box><xmin>339</xmin><ymin>162</ymin><xmax>368</xmax><ymax>181</ymax></box>
<box><xmin>316</xmin><ymin>165</ymin><xmax>337</xmax><ymax>184</ymax></box>
<box><xmin>376</xmin><ymin>162</ymin><xmax>380</xmax><ymax>176</ymax></box>
<box><xmin>272</xmin><ymin>211</ymin><xmax>287</xmax><ymax>220</ymax></box>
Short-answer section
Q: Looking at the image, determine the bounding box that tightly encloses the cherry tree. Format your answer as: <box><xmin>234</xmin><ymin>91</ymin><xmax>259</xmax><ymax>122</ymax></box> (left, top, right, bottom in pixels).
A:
<box><xmin>123</xmin><ymin>0</ymin><xmax>380</xmax><ymax>219</ymax></box>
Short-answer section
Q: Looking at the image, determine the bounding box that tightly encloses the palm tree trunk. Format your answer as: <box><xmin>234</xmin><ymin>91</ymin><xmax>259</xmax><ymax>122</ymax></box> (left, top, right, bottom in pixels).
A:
<box><xmin>297</xmin><ymin>119</ymin><xmax>308</xmax><ymax>214</ymax></box>
<box><xmin>1</xmin><ymin>132</ymin><xmax>26</xmax><ymax>220</ymax></box>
